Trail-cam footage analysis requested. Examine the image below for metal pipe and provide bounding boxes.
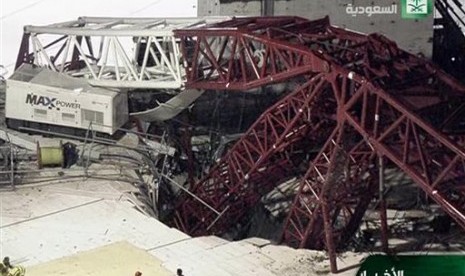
[162,173,221,216]
[261,0,274,16]
[379,155,389,253]
[206,205,230,231]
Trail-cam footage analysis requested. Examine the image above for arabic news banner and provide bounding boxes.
[357,255,465,276]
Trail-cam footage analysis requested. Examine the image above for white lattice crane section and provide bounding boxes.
[16,17,228,89]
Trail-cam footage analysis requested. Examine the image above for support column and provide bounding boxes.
[15,33,31,69]
[262,0,274,16]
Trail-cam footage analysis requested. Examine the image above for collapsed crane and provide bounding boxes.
[168,16,465,272]
[10,14,465,273]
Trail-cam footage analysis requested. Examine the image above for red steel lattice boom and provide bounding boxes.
[170,16,465,272]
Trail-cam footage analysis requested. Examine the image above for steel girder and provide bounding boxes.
[281,21,465,254]
[280,71,465,271]
[174,16,331,90]
[171,15,465,272]
[172,73,338,235]
[15,17,228,89]
[281,72,380,252]
[171,16,336,235]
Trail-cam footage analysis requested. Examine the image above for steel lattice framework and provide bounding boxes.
[15,17,227,89]
[170,16,465,272]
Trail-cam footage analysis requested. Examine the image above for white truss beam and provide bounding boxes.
[20,17,229,89]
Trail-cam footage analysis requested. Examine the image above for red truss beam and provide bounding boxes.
[281,74,380,270]
[281,72,465,270]
[172,16,465,272]
[171,73,338,235]
[282,122,378,250]
[343,82,465,229]
[282,69,465,271]
[175,17,331,90]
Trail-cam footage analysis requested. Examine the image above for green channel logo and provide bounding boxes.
[401,0,433,19]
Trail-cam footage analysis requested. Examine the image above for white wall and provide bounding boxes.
[198,0,435,58]
[0,0,197,77]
